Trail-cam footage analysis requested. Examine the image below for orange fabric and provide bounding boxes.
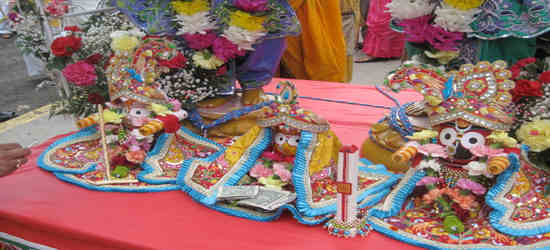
[0,78,422,250]
[282,0,349,82]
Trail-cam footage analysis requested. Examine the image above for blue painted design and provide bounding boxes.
[443,76,454,100]
[176,128,272,206]
[188,101,273,132]
[38,126,99,174]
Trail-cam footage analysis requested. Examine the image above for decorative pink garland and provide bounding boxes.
[398,15,463,51]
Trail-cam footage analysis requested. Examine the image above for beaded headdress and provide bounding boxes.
[258,82,330,133]
[105,37,180,106]
[387,61,516,131]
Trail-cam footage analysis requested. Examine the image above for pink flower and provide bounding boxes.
[416,176,442,186]
[234,0,268,12]
[169,98,182,111]
[128,115,150,127]
[250,164,273,178]
[125,150,147,164]
[470,145,504,157]
[62,61,97,86]
[456,178,486,195]
[183,32,216,50]
[273,163,292,182]
[422,188,441,204]
[426,25,463,51]
[212,36,245,62]
[417,143,448,158]
[399,15,432,43]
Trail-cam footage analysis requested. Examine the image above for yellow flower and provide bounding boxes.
[487,131,518,148]
[171,0,210,16]
[442,0,485,10]
[192,51,224,70]
[151,103,172,116]
[93,109,123,124]
[229,10,266,31]
[516,119,550,152]
[111,34,140,53]
[407,130,439,141]
[425,50,459,65]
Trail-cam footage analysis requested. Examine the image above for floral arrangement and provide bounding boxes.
[241,149,294,191]
[11,9,50,62]
[386,0,481,67]
[402,129,516,234]
[48,12,133,117]
[44,0,69,17]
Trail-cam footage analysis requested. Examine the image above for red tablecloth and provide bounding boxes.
[0,79,422,250]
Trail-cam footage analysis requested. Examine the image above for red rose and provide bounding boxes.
[515,57,536,68]
[85,53,103,65]
[510,65,521,79]
[64,26,81,32]
[51,36,82,57]
[158,52,187,69]
[216,65,227,76]
[511,79,543,102]
[539,70,550,83]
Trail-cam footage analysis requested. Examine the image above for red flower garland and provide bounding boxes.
[51,36,82,57]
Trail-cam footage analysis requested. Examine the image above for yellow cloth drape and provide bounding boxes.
[282,0,349,82]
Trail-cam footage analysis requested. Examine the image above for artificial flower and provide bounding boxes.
[470,145,504,157]
[111,33,140,53]
[171,0,210,16]
[463,161,493,178]
[511,79,543,102]
[453,193,479,210]
[422,188,441,203]
[258,176,286,190]
[515,57,537,68]
[62,61,97,86]
[155,114,181,133]
[425,50,459,65]
[64,26,81,33]
[234,0,269,12]
[417,159,441,172]
[433,3,480,32]
[85,53,103,65]
[442,0,485,10]
[418,143,448,158]
[222,26,266,50]
[486,131,518,148]
[416,176,442,186]
[212,36,245,61]
[385,0,436,20]
[51,36,82,57]
[456,178,486,195]
[45,0,68,17]
[169,98,182,111]
[407,129,439,141]
[183,32,216,50]
[516,119,550,152]
[125,150,147,164]
[151,103,172,116]
[174,11,217,35]
[192,50,225,70]
[539,71,550,83]
[229,10,266,31]
[399,15,432,43]
[426,25,463,51]
[273,163,292,182]
[158,52,187,69]
[250,164,273,178]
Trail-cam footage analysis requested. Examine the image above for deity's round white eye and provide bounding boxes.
[287,135,300,146]
[439,128,457,147]
[130,108,150,118]
[274,133,286,145]
[461,132,486,149]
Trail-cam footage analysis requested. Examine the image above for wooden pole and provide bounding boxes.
[97,104,111,182]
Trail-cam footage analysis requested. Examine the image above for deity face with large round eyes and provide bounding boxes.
[436,119,492,161]
[273,131,300,156]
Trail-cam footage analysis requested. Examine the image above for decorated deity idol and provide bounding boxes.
[177,82,401,224]
[367,61,550,248]
[38,34,222,191]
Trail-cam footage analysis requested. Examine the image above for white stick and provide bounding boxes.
[97,104,111,181]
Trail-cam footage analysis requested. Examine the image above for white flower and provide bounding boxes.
[192,51,224,70]
[222,26,266,51]
[433,4,480,32]
[417,159,441,172]
[173,12,216,35]
[385,0,436,20]
[463,161,493,178]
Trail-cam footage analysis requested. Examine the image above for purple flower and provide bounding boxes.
[456,178,487,195]
[416,176,442,186]
[234,0,268,12]
[183,32,217,50]
[212,36,245,62]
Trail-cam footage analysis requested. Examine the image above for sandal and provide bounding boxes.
[354,54,387,63]
[0,33,15,39]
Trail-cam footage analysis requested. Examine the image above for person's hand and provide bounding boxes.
[0,143,31,177]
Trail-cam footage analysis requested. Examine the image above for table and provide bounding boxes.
[0,79,422,250]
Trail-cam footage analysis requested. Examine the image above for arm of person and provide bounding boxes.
[0,143,31,177]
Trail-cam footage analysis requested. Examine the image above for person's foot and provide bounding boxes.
[0,33,15,39]
[0,112,17,122]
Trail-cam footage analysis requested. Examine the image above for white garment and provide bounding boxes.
[0,0,11,34]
